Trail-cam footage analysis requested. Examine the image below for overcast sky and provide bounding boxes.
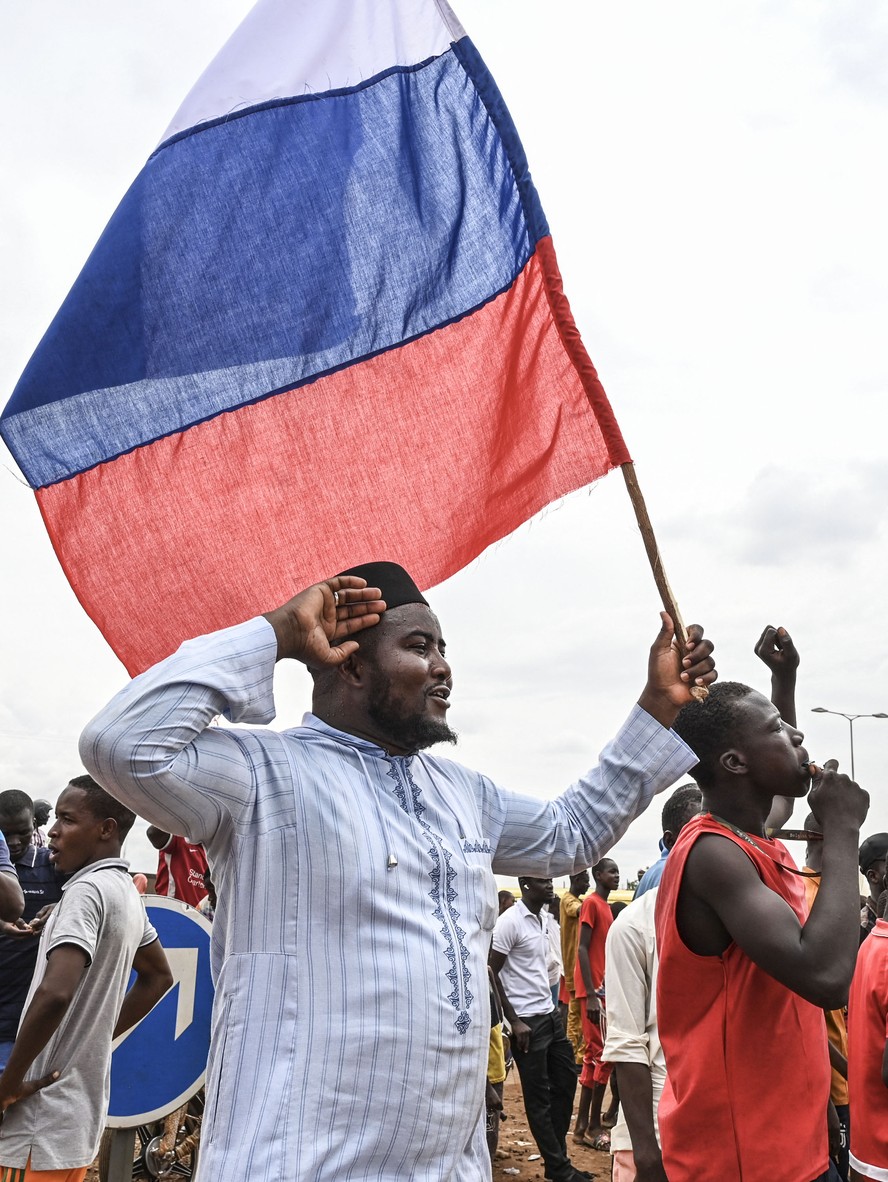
[2,0,887,878]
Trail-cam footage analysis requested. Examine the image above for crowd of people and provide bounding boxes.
[0,787,214,1182]
[490,627,888,1182]
[0,567,885,1182]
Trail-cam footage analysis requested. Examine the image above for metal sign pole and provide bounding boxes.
[102,1128,134,1182]
[97,895,214,1181]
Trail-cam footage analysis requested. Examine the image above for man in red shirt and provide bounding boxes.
[146,826,208,908]
[572,857,619,1149]
[656,681,868,1182]
[847,887,888,1180]
[858,831,888,941]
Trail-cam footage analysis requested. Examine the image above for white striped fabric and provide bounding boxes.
[80,617,696,1181]
[160,0,466,143]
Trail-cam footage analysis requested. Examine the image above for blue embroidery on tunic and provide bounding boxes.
[462,839,491,854]
[386,759,473,1033]
[386,762,410,814]
[385,760,426,820]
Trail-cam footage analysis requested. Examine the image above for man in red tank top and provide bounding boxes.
[655,681,869,1182]
[847,887,888,1180]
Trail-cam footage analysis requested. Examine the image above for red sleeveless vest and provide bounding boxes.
[654,814,830,1182]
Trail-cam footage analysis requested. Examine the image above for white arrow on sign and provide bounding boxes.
[165,948,199,1039]
[112,947,199,1049]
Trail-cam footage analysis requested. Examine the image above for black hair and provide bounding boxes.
[592,858,616,878]
[66,774,136,840]
[32,800,52,827]
[859,833,888,875]
[672,682,757,788]
[0,790,34,820]
[661,783,703,835]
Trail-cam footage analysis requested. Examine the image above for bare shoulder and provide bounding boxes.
[677,834,764,957]
[682,831,763,897]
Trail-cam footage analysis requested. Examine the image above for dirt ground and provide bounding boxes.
[86,1069,613,1180]
[493,1069,613,1182]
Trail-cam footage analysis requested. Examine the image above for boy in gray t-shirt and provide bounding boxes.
[0,775,173,1179]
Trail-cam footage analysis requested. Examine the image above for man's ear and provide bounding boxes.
[662,829,676,850]
[719,748,747,776]
[100,817,118,842]
[337,650,366,688]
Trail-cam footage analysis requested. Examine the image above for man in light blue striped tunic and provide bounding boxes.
[79,562,716,1182]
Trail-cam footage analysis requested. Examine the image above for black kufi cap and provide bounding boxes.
[336,561,428,610]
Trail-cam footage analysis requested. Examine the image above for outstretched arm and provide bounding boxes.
[755,625,799,727]
[488,615,717,877]
[637,613,717,728]
[756,626,800,833]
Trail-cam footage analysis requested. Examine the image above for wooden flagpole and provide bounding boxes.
[621,462,708,700]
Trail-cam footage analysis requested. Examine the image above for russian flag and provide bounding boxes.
[1,0,630,676]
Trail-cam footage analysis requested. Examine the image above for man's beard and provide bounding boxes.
[367,677,458,753]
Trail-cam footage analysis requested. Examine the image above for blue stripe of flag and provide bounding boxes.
[2,39,548,489]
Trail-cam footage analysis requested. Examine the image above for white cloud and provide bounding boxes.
[819,0,888,104]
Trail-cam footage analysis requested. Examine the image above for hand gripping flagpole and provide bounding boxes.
[620,462,709,701]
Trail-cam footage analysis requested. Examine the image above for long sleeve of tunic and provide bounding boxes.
[79,617,696,1182]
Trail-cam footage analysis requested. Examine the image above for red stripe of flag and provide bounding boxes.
[38,240,628,674]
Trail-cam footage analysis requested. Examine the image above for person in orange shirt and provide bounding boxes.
[559,869,589,1063]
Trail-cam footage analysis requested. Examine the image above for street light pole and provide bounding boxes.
[810,708,888,781]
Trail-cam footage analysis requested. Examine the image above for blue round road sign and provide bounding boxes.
[106,895,214,1127]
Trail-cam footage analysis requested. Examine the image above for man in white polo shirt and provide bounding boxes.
[491,877,587,1182]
